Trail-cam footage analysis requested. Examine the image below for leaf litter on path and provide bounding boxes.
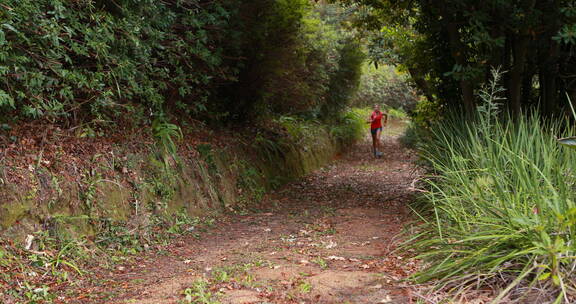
[77,128,425,304]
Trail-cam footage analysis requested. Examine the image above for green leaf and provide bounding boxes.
[538,272,551,281]
[552,274,560,286]
[2,23,19,34]
[0,89,15,108]
[558,137,576,149]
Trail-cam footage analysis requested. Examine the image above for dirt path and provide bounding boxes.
[85,124,421,304]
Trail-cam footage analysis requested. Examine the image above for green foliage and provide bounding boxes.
[22,284,55,303]
[329,108,365,146]
[196,143,218,175]
[0,0,238,123]
[224,2,364,120]
[321,39,365,117]
[95,219,142,254]
[236,160,265,205]
[96,208,209,254]
[353,65,417,112]
[1,0,364,128]
[387,108,407,119]
[153,119,182,156]
[398,121,418,148]
[152,117,183,168]
[341,0,576,116]
[411,76,576,301]
[277,116,316,142]
[182,279,221,304]
[410,97,443,134]
[298,280,312,293]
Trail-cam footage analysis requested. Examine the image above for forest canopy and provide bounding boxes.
[336,0,576,117]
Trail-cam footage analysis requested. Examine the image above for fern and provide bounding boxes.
[152,118,182,167]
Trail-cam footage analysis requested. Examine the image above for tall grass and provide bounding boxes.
[412,71,576,302]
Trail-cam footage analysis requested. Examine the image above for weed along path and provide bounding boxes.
[87,124,421,304]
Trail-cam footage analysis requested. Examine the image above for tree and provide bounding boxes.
[334,0,576,117]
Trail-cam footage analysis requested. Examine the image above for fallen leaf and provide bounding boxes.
[325,240,337,249]
[326,256,345,261]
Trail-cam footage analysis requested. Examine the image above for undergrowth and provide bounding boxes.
[329,108,366,147]
[411,70,576,302]
[0,209,215,303]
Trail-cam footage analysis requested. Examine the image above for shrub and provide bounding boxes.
[223,2,363,121]
[321,39,365,118]
[0,0,238,124]
[353,65,418,112]
[410,97,443,133]
[329,108,365,147]
[398,121,418,148]
[387,108,407,119]
[412,73,576,301]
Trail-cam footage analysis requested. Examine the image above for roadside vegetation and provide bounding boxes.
[409,72,576,302]
[0,209,215,303]
[331,1,576,300]
[0,1,374,302]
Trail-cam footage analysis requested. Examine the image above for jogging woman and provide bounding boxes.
[368,104,387,158]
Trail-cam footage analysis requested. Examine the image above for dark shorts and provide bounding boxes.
[370,127,382,135]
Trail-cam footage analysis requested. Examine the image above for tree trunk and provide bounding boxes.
[508,34,530,117]
[435,0,475,115]
[538,0,562,117]
[540,57,559,116]
[445,22,475,114]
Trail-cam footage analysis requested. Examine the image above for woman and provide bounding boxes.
[368,104,387,158]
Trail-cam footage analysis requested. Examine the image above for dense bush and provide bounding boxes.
[223,1,364,121]
[409,97,443,132]
[320,39,365,117]
[329,108,366,147]
[412,76,576,301]
[0,0,364,127]
[353,65,418,112]
[0,0,238,125]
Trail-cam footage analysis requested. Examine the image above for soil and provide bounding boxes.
[77,123,423,304]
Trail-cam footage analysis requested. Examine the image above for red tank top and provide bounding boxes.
[371,111,383,130]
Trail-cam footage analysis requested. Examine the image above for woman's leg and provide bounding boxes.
[371,129,378,156]
[375,128,382,156]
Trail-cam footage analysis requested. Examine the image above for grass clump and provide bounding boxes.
[330,108,366,146]
[412,71,576,302]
